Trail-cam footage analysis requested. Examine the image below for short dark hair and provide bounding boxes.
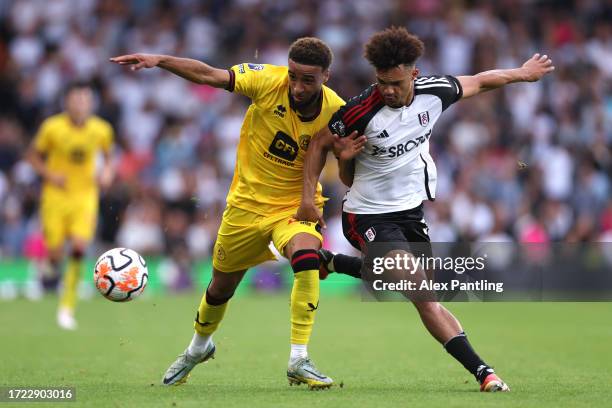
[288,37,333,70]
[64,80,91,96]
[364,26,425,70]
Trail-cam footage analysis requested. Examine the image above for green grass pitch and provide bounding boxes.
[1,293,611,407]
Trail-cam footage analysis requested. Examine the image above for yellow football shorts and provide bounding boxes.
[40,191,98,250]
[212,205,323,272]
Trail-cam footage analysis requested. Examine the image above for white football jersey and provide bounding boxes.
[328,75,463,214]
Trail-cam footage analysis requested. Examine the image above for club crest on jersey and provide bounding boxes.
[365,227,376,242]
[215,243,226,261]
[418,111,430,127]
[274,104,286,118]
[247,63,264,71]
[299,134,311,151]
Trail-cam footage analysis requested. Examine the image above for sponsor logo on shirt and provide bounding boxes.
[371,130,432,158]
[267,131,298,163]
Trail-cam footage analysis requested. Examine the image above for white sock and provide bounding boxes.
[187,332,212,357]
[289,344,308,364]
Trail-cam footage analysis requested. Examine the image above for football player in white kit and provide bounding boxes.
[298,26,554,392]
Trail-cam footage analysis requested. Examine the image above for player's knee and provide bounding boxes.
[284,233,321,260]
[71,247,85,260]
[48,249,63,263]
[290,249,320,274]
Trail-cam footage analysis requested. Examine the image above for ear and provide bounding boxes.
[412,67,420,80]
[322,69,330,84]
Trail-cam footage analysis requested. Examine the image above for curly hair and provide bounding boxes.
[288,37,333,70]
[364,26,425,70]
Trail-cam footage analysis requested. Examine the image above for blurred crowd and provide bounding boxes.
[0,0,611,269]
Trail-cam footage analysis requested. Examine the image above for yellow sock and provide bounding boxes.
[59,258,81,311]
[290,269,319,345]
[193,291,229,336]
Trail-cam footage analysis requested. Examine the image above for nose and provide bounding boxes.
[292,83,304,96]
[382,86,395,97]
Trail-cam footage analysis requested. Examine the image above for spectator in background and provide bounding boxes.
[0,0,610,265]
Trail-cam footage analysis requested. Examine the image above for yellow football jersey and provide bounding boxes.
[226,63,345,214]
[33,113,114,197]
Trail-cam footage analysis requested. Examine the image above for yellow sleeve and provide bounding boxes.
[331,93,346,111]
[227,63,282,102]
[99,121,114,153]
[33,118,54,153]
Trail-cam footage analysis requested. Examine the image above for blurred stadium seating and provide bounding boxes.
[0,0,610,289]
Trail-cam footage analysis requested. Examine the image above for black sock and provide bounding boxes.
[41,260,61,292]
[444,332,491,383]
[332,253,363,279]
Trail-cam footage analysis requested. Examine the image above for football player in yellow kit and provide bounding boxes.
[27,82,114,330]
[111,38,345,389]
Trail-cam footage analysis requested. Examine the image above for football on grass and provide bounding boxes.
[94,248,148,302]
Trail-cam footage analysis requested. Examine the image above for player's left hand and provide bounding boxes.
[521,53,555,82]
[296,202,326,229]
[332,131,366,161]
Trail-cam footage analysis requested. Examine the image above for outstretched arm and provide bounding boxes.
[458,53,554,99]
[110,54,230,88]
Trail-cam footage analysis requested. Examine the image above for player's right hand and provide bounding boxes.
[296,202,326,229]
[109,53,161,71]
[46,172,66,188]
[332,131,366,161]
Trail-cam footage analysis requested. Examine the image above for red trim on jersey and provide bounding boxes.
[225,69,236,92]
[344,92,382,128]
[344,92,380,124]
[291,252,319,265]
[342,89,380,124]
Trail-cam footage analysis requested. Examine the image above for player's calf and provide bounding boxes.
[287,249,334,389]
